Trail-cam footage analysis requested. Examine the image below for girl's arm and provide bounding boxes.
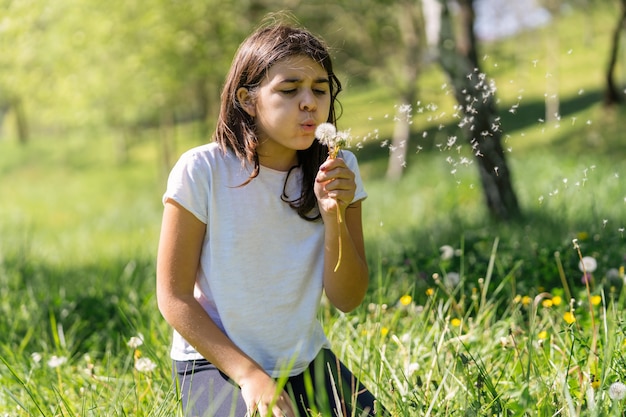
[156,200,296,417]
[314,158,369,312]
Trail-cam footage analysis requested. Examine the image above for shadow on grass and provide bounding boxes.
[0,255,157,358]
[365,205,626,309]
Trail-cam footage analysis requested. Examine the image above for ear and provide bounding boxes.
[236,87,256,117]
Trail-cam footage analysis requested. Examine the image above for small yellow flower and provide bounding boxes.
[591,378,601,390]
[513,295,522,303]
[542,299,553,308]
[577,232,589,241]
[451,318,462,327]
[399,295,412,306]
[591,295,602,306]
[521,296,532,306]
[538,330,548,340]
[380,327,389,337]
[426,288,434,297]
[552,295,562,306]
[564,311,576,324]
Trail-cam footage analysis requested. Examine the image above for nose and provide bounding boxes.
[300,89,317,112]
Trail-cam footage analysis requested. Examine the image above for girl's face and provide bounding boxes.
[237,55,331,170]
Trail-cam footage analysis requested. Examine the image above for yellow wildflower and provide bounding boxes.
[451,318,462,327]
[552,295,562,306]
[577,232,589,241]
[538,331,548,340]
[426,288,434,297]
[542,299,553,308]
[513,295,522,303]
[591,295,602,306]
[399,295,412,306]
[380,327,389,337]
[521,296,532,306]
[564,311,576,324]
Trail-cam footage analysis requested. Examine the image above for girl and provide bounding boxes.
[157,20,384,417]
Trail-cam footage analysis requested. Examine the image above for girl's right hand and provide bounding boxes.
[239,370,296,417]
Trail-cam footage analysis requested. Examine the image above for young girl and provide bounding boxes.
[157,20,385,417]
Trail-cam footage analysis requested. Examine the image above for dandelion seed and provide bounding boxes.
[135,357,157,373]
[579,256,598,273]
[609,382,626,400]
[47,355,67,368]
[31,352,42,363]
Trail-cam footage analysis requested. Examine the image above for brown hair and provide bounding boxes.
[213,21,342,220]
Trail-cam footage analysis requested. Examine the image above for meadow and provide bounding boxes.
[1,4,626,416]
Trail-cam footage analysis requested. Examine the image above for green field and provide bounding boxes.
[1,4,626,416]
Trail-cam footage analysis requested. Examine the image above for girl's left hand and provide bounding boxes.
[314,157,356,218]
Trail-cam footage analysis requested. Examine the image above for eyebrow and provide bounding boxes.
[279,77,330,84]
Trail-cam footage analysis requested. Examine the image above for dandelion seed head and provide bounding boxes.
[315,123,337,146]
[609,382,626,400]
[579,256,598,273]
[135,357,157,373]
[47,355,67,368]
[127,334,144,349]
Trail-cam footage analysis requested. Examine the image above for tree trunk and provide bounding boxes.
[438,0,521,221]
[604,0,626,106]
[12,97,29,145]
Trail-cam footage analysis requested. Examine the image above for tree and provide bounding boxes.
[604,0,626,106]
[437,0,521,221]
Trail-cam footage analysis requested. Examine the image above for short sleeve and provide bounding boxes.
[162,150,210,224]
[340,150,367,204]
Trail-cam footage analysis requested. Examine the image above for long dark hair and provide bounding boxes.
[213,20,342,220]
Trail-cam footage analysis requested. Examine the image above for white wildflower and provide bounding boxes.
[440,245,454,260]
[127,334,144,349]
[578,256,597,273]
[31,352,42,363]
[609,382,626,401]
[444,272,460,288]
[47,355,67,368]
[135,357,157,373]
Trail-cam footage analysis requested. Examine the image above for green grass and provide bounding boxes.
[1,3,626,415]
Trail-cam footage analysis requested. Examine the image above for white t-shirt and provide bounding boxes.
[163,142,367,377]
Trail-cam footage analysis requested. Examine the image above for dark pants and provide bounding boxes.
[174,349,386,417]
